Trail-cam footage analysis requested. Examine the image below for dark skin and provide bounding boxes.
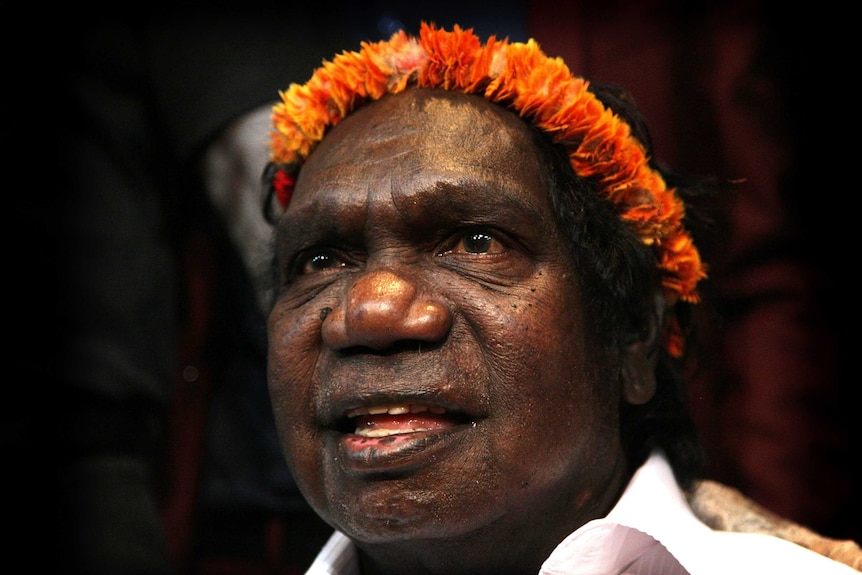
[267,88,661,575]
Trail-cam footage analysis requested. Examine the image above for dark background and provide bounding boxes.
[42,1,857,573]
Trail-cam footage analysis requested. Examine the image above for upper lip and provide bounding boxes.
[314,353,487,431]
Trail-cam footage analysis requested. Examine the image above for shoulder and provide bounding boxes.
[687,479,862,572]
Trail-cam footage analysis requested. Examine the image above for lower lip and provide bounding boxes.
[335,425,472,473]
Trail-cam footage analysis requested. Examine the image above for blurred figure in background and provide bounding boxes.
[57,7,354,573]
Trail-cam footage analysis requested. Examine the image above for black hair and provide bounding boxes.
[530,82,707,488]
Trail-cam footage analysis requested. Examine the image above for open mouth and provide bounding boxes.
[346,403,455,437]
[332,402,474,470]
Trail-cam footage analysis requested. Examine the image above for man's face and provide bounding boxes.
[267,88,628,560]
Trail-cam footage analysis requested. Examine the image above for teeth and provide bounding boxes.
[359,427,434,438]
[347,403,449,437]
[346,403,446,418]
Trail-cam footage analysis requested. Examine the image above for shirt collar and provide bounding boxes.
[539,451,694,575]
[305,529,359,575]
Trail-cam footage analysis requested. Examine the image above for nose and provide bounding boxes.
[321,269,452,351]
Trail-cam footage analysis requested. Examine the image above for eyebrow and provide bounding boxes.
[274,174,551,251]
[274,199,360,257]
[409,173,550,222]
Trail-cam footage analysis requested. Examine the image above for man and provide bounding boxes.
[261,23,860,574]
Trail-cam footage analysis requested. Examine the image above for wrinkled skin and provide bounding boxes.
[267,88,647,575]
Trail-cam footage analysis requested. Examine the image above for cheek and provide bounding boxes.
[483,284,590,398]
[267,305,318,415]
[481,285,620,487]
[266,306,329,503]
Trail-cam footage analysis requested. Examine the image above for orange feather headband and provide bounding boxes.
[264,22,706,356]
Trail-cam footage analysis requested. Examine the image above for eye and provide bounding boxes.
[446,230,507,255]
[294,248,347,275]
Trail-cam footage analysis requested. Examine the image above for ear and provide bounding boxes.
[621,290,667,405]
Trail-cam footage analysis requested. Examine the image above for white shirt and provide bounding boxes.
[304,452,858,574]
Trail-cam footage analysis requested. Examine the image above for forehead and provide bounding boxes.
[289,88,549,209]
